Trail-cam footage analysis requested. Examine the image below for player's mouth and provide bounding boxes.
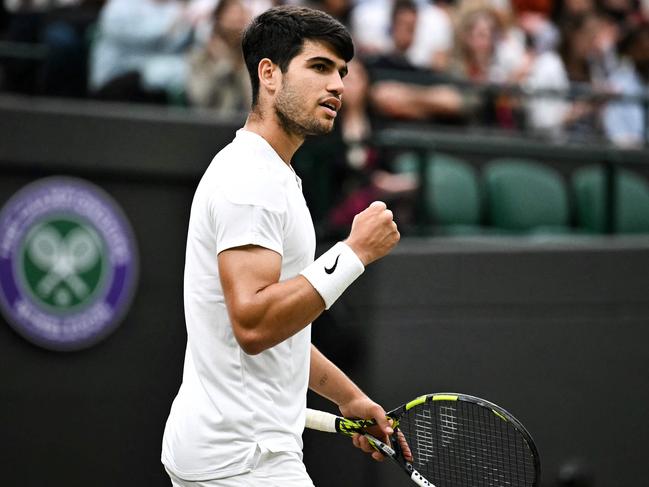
[319,97,341,117]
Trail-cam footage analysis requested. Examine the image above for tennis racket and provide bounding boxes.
[305,392,540,487]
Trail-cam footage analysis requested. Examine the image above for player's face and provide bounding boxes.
[274,40,348,137]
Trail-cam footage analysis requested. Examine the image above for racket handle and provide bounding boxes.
[305,408,338,433]
[410,470,434,486]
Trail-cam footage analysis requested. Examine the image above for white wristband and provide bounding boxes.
[300,242,365,309]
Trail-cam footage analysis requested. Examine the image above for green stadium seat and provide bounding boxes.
[394,152,482,233]
[484,158,570,233]
[572,165,649,234]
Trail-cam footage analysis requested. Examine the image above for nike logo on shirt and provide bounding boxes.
[324,254,340,274]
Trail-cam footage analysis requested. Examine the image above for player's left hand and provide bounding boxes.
[339,396,393,462]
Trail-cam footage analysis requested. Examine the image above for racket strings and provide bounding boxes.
[397,402,536,487]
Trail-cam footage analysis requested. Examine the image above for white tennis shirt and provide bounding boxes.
[161,129,316,480]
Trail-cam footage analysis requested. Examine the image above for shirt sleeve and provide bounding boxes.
[208,177,286,257]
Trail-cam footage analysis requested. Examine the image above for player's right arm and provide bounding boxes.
[218,244,324,354]
[218,201,399,355]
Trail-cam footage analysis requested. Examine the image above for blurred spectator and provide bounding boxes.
[603,20,649,147]
[597,0,641,25]
[447,1,528,128]
[185,0,220,44]
[557,13,612,136]
[308,0,354,27]
[551,0,596,20]
[294,59,418,238]
[350,0,453,70]
[448,2,514,82]
[364,0,422,71]
[512,0,560,54]
[245,0,283,19]
[558,14,601,82]
[89,0,198,103]
[363,0,467,124]
[553,0,629,77]
[517,13,617,138]
[521,41,571,135]
[591,12,624,81]
[1,0,103,96]
[186,0,252,113]
[412,0,454,69]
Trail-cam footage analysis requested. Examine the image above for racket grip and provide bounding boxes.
[410,470,434,486]
[305,408,338,433]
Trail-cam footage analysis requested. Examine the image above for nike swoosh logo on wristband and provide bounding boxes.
[324,254,340,274]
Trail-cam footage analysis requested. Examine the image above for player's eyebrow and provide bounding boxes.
[307,56,348,78]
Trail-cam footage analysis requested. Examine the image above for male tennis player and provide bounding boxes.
[161,6,400,485]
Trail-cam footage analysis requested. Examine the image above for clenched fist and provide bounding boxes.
[344,201,400,266]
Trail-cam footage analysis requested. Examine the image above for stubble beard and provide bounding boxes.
[274,81,335,138]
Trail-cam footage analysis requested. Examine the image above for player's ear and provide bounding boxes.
[258,58,280,95]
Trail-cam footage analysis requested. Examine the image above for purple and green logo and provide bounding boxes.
[0,177,138,351]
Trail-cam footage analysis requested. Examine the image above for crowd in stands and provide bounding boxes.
[1,0,648,235]
[1,0,648,143]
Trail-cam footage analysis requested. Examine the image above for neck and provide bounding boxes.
[244,109,304,165]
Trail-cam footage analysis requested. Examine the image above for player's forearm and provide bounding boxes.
[309,345,367,407]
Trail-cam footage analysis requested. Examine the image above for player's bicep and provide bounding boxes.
[217,245,282,329]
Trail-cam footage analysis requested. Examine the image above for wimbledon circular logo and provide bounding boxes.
[0,177,138,351]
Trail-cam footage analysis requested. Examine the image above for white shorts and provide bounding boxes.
[165,447,316,487]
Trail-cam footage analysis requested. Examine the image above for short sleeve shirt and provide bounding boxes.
[161,129,316,480]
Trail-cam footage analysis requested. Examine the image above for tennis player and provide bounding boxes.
[161,6,400,486]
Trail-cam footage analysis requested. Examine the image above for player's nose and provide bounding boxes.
[327,72,345,96]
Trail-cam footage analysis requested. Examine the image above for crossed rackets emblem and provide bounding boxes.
[26,224,102,304]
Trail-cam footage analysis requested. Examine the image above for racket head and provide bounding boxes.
[388,393,541,487]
